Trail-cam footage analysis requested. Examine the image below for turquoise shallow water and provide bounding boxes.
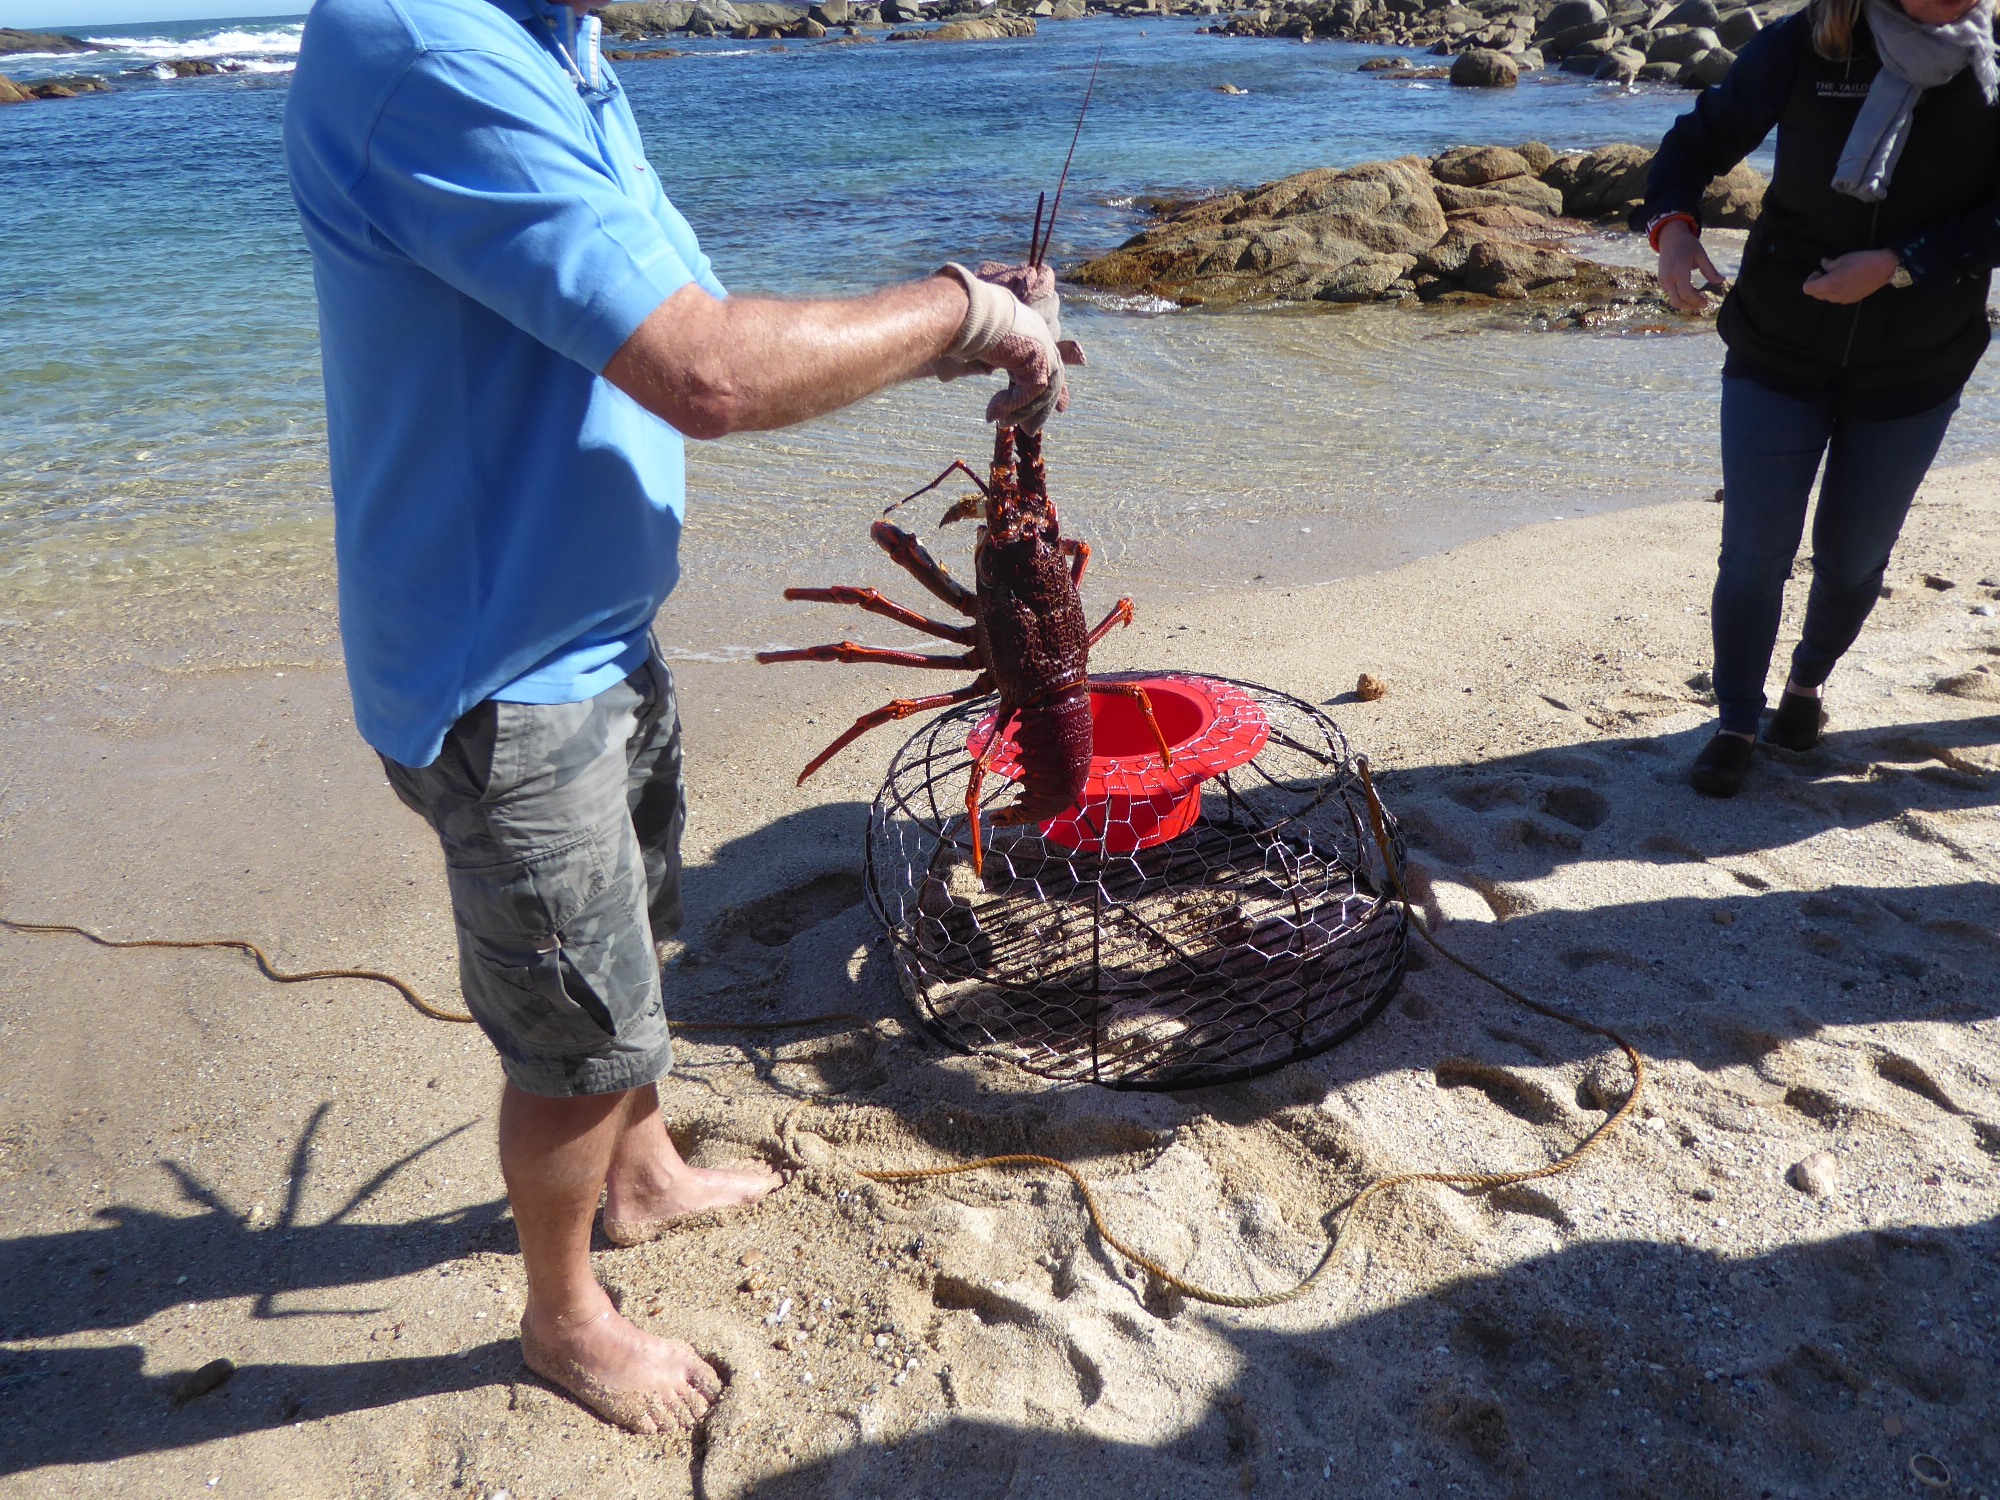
[3,14,1996,651]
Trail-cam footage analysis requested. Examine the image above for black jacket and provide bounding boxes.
[1640,9,2000,412]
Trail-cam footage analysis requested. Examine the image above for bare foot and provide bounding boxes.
[519,1305,722,1434]
[602,1160,786,1246]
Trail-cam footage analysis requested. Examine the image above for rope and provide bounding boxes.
[0,916,479,1025]
[1,775,1644,1312]
[0,915,871,1040]
[850,759,1646,1310]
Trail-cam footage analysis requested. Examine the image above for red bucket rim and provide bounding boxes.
[969,674,1270,799]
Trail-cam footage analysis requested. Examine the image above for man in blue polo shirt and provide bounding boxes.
[285,0,1074,1434]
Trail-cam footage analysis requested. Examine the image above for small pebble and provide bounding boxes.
[1711,909,1735,926]
[1788,1150,1840,1197]
[173,1358,235,1407]
[1355,673,1388,702]
[1922,574,1956,591]
[1974,603,1995,617]
[739,1249,767,1268]
[1884,1415,1906,1438]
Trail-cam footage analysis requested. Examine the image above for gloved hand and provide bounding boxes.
[934,262,1086,431]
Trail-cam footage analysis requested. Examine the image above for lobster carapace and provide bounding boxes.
[756,424,1170,872]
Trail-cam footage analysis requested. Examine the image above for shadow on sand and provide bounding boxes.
[4,707,1994,1487]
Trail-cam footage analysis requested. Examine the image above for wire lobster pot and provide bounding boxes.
[864,671,1407,1090]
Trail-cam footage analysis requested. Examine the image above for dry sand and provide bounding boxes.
[1,456,1996,1500]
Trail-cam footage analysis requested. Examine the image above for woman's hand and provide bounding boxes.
[1803,249,1899,304]
[1656,218,1724,313]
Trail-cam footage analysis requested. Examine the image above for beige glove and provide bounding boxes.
[934,262,1085,431]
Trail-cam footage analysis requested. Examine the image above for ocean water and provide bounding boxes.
[4,14,1997,654]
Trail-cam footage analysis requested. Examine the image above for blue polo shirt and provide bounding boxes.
[283,0,724,767]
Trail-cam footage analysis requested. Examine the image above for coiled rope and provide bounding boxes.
[1,758,1642,1310]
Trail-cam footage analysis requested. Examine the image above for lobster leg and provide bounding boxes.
[794,674,995,784]
[1091,680,1173,767]
[871,520,977,616]
[1085,596,1134,646]
[1061,537,1091,587]
[755,643,982,670]
[780,586,977,646]
[962,710,1010,877]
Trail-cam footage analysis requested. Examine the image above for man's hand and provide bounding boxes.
[1803,248,1899,304]
[1656,218,1724,314]
[934,262,1085,431]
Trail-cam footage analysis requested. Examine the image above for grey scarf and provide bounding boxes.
[1832,0,1999,202]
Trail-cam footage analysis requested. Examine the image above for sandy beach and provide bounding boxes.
[1,450,1996,1499]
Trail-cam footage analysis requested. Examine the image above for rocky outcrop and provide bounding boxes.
[890,12,1035,33]
[0,28,101,56]
[602,0,844,33]
[0,69,110,102]
[1070,141,1765,316]
[1209,0,1806,90]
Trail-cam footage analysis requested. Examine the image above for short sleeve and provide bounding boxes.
[351,46,695,373]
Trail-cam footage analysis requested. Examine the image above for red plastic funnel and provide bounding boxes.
[969,675,1270,853]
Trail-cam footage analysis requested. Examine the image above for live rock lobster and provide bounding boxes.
[756,424,1170,872]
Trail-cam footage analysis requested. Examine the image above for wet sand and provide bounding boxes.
[1,458,1996,1498]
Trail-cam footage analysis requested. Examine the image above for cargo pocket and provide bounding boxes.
[447,833,625,1058]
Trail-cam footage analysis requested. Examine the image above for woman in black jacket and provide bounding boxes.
[1641,0,1999,796]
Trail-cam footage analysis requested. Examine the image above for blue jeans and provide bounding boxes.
[1712,376,1958,737]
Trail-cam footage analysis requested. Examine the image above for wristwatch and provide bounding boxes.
[1889,254,1914,290]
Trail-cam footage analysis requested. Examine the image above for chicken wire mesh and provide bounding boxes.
[864,671,1408,1089]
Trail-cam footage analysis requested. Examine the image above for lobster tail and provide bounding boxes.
[991,684,1092,826]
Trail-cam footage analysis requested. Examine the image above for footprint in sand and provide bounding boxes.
[1539,784,1611,831]
[1933,664,2000,701]
[1870,1051,1963,1115]
[1781,1084,1862,1127]
[1486,1183,1571,1229]
[1433,1058,1566,1126]
[1444,778,1528,813]
[1769,1344,1865,1415]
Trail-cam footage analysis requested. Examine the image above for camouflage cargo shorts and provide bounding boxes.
[381,646,684,1097]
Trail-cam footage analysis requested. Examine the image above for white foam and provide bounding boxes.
[85,24,303,61]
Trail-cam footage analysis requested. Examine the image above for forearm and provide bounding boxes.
[1634,23,1792,229]
[603,275,969,439]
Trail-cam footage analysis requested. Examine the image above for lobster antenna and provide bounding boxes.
[1032,45,1103,269]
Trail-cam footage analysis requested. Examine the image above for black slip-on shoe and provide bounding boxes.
[1765,689,1826,752]
[1689,733,1755,798]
